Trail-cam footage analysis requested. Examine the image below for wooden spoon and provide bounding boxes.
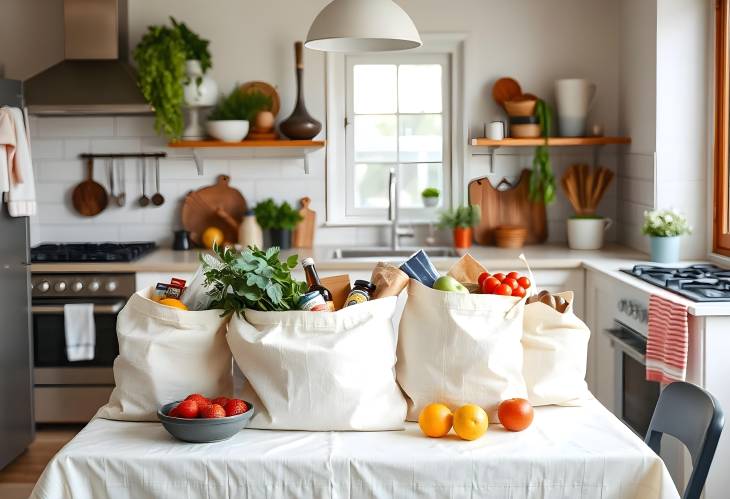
[138,158,150,207]
[151,157,165,206]
[72,158,108,217]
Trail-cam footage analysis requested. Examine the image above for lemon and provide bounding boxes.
[202,226,224,249]
[159,298,188,310]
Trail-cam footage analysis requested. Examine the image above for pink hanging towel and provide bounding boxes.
[646,294,688,384]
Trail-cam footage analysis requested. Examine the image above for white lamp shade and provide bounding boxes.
[305,0,422,52]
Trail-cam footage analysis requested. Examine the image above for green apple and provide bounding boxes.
[432,275,469,293]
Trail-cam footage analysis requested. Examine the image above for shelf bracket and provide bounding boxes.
[192,149,204,176]
[470,146,499,173]
[303,152,311,175]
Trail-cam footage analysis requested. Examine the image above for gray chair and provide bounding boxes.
[645,382,724,499]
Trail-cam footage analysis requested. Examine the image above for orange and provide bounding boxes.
[202,226,224,249]
[418,403,453,438]
[159,298,188,310]
[453,404,488,441]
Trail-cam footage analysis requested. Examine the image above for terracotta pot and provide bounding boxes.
[453,227,473,249]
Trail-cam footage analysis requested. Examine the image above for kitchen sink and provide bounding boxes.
[331,247,458,259]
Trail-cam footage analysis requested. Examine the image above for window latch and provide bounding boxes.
[344,117,350,128]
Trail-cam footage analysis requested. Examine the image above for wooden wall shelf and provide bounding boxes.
[168,139,325,149]
[471,136,631,147]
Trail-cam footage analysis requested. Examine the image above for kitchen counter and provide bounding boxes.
[31,244,647,273]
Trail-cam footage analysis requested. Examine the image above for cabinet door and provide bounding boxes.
[584,270,616,411]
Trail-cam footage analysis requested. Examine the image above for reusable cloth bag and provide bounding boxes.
[227,296,407,431]
[97,288,233,421]
[522,291,591,406]
[397,279,527,422]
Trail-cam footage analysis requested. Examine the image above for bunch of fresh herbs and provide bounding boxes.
[202,245,307,314]
[254,199,303,230]
[208,87,273,121]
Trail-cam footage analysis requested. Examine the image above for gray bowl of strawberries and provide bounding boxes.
[158,394,254,443]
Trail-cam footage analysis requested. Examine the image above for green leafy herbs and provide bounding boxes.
[202,245,308,314]
[171,17,212,74]
[254,199,303,230]
[438,205,480,229]
[421,187,440,198]
[208,87,273,121]
[529,99,556,204]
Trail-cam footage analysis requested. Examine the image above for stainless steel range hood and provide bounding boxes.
[25,0,150,115]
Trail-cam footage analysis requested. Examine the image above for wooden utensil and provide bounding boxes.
[292,197,316,248]
[138,158,150,207]
[492,77,522,109]
[72,158,108,217]
[116,159,126,207]
[181,175,247,246]
[468,170,547,245]
[151,158,165,206]
[561,164,615,215]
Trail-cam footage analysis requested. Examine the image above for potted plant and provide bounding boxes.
[421,187,440,208]
[172,17,217,107]
[561,165,614,250]
[254,199,303,250]
[207,87,273,142]
[642,209,691,263]
[438,205,480,249]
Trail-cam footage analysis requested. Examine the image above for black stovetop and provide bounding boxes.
[31,242,157,263]
[621,264,730,302]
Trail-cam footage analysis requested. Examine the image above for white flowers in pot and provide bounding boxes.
[641,208,692,263]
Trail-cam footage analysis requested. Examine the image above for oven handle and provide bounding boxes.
[32,301,125,315]
[603,327,647,364]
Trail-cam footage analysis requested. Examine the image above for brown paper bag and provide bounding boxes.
[371,262,410,299]
[447,254,486,285]
[320,275,351,310]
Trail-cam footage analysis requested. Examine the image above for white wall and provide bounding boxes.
[5,0,624,246]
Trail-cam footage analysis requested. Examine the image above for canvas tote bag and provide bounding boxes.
[397,279,527,421]
[97,288,233,421]
[227,296,407,431]
[522,291,591,406]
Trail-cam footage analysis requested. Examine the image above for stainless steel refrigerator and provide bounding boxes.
[0,78,34,470]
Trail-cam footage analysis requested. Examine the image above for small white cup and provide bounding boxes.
[486,121,505,140]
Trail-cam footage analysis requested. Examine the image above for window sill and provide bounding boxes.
[322,219,439,228]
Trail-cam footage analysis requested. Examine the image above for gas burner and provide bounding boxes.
[621,264,730,302]
[31,242,156,263]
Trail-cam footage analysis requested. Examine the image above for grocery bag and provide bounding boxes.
[96,288,233,421]
[522,291,591,406]
[227,296,407,431]
[397,279,527,422]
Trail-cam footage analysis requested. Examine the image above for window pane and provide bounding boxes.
[354,163,392,208]
[399,114,443,163]
[398,64,442,113]
[354,65,397,114]
[399,163,443,208]
[354,115,397,162]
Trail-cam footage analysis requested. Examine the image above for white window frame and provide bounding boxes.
[324,33,467,226]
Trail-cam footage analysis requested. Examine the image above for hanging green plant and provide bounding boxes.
[171,17,212,73]
[529,99,556,204]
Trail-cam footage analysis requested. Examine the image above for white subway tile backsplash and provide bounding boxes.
[90,138,142,154]
[40,223,120,242]
[30,139,63,159]
[36,117,114,138]
[63,139,92,160]
[619,177,654,205]
[115,117,158,137]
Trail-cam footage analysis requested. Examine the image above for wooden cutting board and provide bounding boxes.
[468,169,548,245]
[292,197,316,248]
[181,175,247,246]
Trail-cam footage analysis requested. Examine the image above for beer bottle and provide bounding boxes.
[301,258,335,311]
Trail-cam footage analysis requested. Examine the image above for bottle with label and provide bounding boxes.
[238,209,264,249]
[345,280,375,307]
[301,257,335,311]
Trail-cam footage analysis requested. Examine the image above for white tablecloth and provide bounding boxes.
[31,400,679,499]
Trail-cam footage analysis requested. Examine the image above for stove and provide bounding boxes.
[621,264,730,302]
[31,242,156,263]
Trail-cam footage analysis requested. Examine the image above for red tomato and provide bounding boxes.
[494,283,513,296]
[477,272,490,286]
[481,276,500,294]
[506,271,519,280]
[503,278,519,290]
[492,273,506,282]
[517,276,531,289]
[512,286,526,298]
[498,398,534,431]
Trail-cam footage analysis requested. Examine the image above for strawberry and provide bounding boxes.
[211,396,230,407]
[176,399,199,419]
[201,403,226,419]
[168,406,181,418]
[185,393,211,407]
[224,399,248,417]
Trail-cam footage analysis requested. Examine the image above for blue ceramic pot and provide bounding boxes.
[650,236,680,263]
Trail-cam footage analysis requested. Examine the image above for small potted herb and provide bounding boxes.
[438,205,480,249]
[642,209,691,263]
[207,87,273,142]
[421,187,440,208]
[254,199,303,250]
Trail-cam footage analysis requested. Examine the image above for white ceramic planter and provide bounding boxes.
[206,120,249,142]
[422,196,439,208]
[183,60,218,107]
[566,217,612,250]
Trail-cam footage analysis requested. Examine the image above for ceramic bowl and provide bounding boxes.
[504,98,537,117]
[206,120,249,142]
[158,400,254,443]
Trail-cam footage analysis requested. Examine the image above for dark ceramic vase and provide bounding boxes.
[270,228,292,250]
[279,41,322,140]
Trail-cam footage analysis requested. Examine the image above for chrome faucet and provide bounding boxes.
[388,167,414,250]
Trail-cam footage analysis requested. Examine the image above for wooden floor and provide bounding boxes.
[0,425,82,499]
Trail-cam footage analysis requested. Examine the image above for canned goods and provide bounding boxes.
[298,290,328,311]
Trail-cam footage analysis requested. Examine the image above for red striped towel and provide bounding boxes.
[646,295,689,383]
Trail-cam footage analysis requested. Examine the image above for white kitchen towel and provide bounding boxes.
[64,304,96,362]
[1,107,36,216]
[0,108,15,194]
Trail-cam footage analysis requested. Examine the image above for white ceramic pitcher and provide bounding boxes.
[555,79,596,137]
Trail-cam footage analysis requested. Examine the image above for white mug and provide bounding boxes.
[486,121,505,140]
[566,217,612,250]
[555,79,597,137]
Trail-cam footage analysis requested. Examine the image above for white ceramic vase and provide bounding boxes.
[566,217,612,250]
[183,60,217,107]
[555,78,596,137]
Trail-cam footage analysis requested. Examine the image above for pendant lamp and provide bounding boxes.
[305,0,422,53]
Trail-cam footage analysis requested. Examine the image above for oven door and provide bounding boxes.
[603,322,661,438]
[32,298,124,369]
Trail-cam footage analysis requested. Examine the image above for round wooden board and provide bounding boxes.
[492,77,522,107]
[181,175,247,246]
[240,81,280,117]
